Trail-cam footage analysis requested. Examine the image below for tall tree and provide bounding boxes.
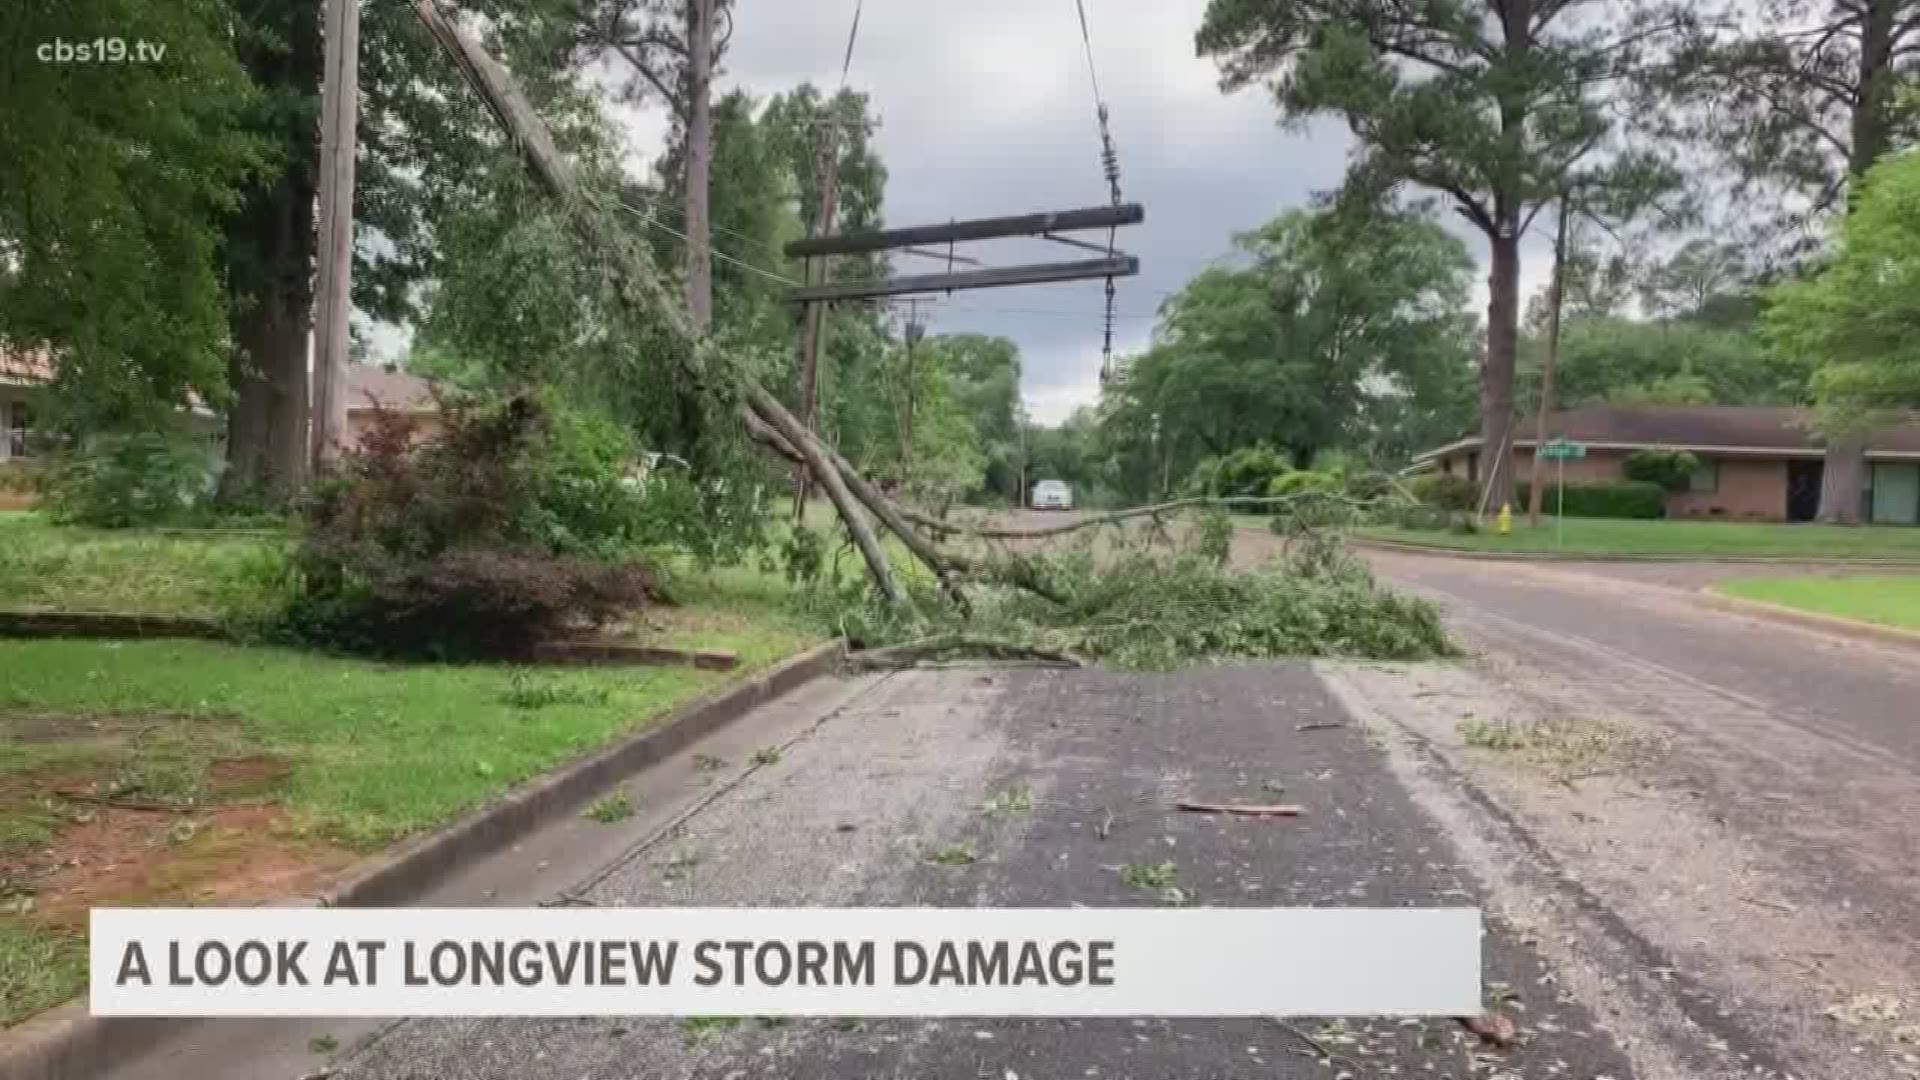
[1,0,267,436]
[927,333,1024,502]
[577,0,734,329]
[1764,150,1920,434]
[1666,0,1920,521]
[1640,238,1750,319]
[1105,206,1476,486]
[1197,0,1692,509]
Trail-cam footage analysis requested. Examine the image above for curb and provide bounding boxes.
[1348,536,1920,566]
[0,639,845,1080]
[1695,590,1920,652]
[0,610,226,640]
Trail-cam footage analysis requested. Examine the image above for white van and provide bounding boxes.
[1030,479,1073,510]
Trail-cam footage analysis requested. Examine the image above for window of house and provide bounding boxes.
[1688,456,1718,493]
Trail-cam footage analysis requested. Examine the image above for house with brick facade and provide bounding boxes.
[1412,405,1920,525]
[0,348,440,509]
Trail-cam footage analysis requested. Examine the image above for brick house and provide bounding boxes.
[1412,405,1920,525]
[0,349,440,509]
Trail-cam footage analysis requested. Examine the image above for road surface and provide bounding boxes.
[99,529,1920,1079]
[328,663,1630,1080]
[1351,548,1920,1079]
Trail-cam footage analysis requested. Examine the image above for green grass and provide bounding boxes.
[0,639,735,849]
[0,514,290,620]
[0,921,86,1027]
[1360,517,1920,559]
[1715,575,1920,630]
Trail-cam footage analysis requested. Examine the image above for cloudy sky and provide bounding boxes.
[603,0,1557,426]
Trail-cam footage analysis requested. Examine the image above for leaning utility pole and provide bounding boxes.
[1526,198,1572,529]
[310,0,360,472]
[683,0,716,332]
[900,303,925,467]
[790,126,843,521]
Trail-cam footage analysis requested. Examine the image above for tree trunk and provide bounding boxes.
[682,0,715,333]
[1527,201,1570,528]
[220,0,321,506]
[1816,0,1898,524]
[1480,227,1521,516]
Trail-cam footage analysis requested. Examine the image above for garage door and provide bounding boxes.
[1872,462,1920,525]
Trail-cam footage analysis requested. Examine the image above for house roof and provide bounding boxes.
[1,349,439,416]
[344,363,437,414]
[0,349,53,386]
[1413,405,1920,464]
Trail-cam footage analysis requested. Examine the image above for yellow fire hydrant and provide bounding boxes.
[1496,502,1512,536]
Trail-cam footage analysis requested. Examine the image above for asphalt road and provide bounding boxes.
[1357,549,1920,1079]
[332,663,1631,1080]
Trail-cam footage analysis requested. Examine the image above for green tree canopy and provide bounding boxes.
[1,0,268,431]
[1197,0,1692,506]
[1764,150,1920,430]
[1104,206,1476,485]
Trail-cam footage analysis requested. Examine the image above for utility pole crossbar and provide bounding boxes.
[784,203,1143,259]
[785,255,1137,304]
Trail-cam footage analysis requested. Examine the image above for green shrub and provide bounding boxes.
[288,396,657,658]
[1186,446,1293,510]
[1266,470,1341,498]
[40,430,211,528]
[1514,479,1665,519]
[1622,449,1699,492]
[1341,471,1396,501]
[1408,473,1478,511]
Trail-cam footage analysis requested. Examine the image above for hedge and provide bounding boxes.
[1513,479,1665,519]
[1408,473,1478,510]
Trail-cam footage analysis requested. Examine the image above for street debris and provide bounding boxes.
[1175,800,1304,817]
[1827,992,1904,1027]
[1458,1011,1518,1048]
[1296,721,1345,732]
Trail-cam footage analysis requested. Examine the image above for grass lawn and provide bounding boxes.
[1714,575,1920,631]
[1359,517,1920,559]
[0,519,825,1026]
[0,513,290,621]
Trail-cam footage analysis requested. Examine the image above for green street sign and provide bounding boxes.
[1539,439,1586,461]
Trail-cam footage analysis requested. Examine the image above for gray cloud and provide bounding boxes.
[589,2,1559,425]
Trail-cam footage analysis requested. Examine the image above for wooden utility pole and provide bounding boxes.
[1526,198,1572,529]
[683,0,716,332]
[790,127,842,521]
[900,305,925,467]
[310,0,359,473]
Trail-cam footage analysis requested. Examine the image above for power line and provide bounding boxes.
[839,0,863,87]
[607,195,803,287]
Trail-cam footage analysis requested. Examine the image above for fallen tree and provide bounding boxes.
[410,2,1453,671]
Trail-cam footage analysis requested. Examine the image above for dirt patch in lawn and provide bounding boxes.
[2,715,352,934]
[24,802,353,932]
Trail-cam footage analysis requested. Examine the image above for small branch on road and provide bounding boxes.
[1174,800,1305,817]
[844,635,1086,670]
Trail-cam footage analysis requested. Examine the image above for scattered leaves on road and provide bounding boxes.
[925,841,978,866]
[584,791,634,823]
[982,786,1035,816]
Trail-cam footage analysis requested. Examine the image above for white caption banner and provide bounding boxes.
[92,907,1481,1018]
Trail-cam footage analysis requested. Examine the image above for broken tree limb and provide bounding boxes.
[844,634,1085,670]
[893,493,1379,542]
[414,0,906,604]
[742,410,803,464]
